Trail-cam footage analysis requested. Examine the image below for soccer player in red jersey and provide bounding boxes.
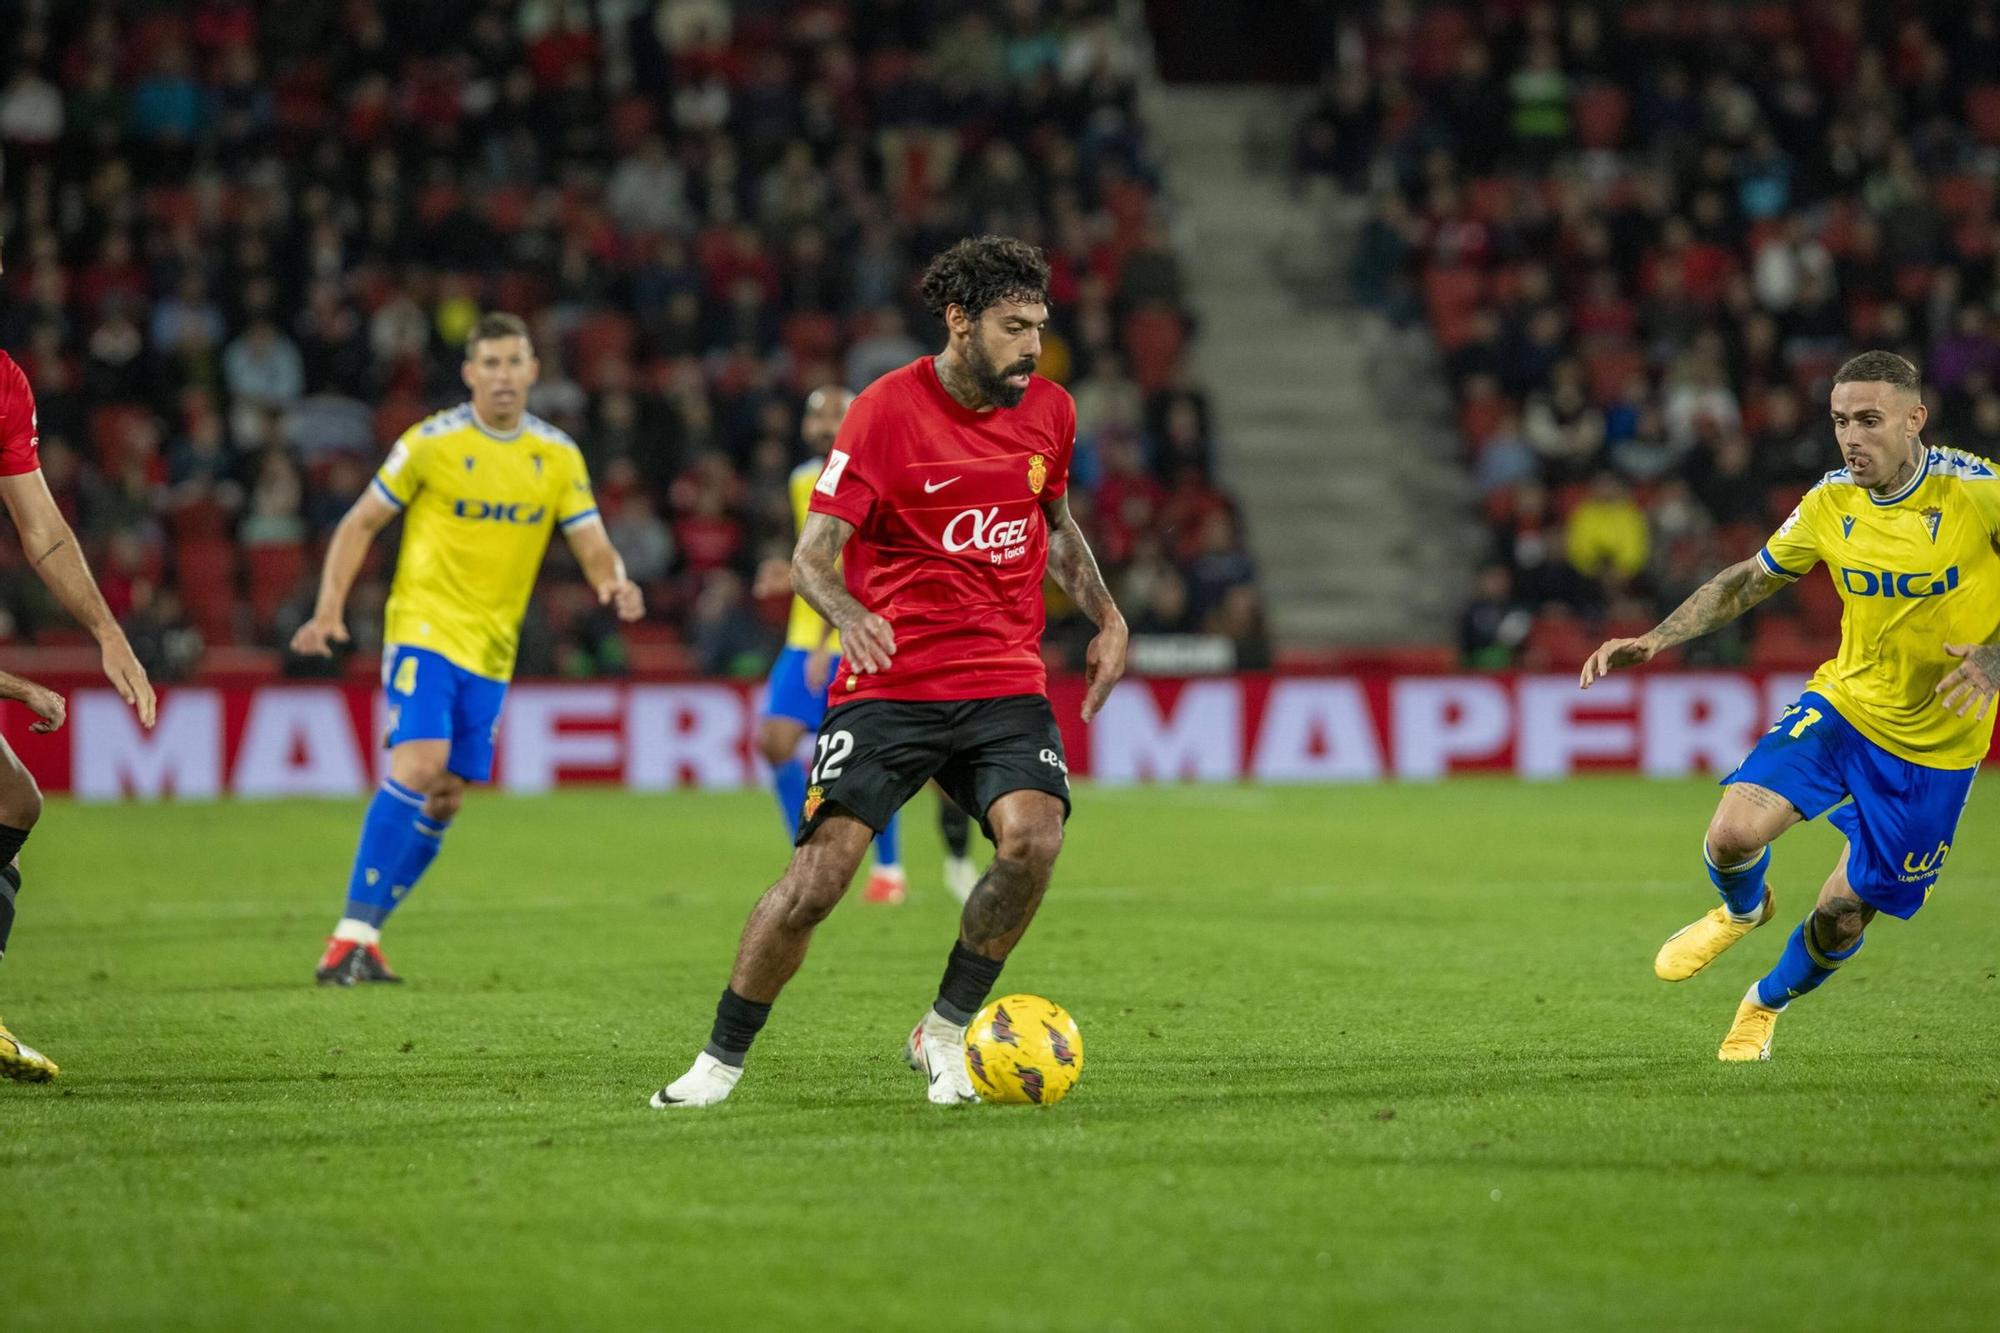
[0,334,158,1080]
[651,236,1128,1107]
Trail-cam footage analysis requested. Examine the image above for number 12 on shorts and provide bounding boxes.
[811,730,853,783]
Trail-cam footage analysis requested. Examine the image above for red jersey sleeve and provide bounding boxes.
[1041,391,1077,501]
[0,355,43,477]
[806,394,881,528]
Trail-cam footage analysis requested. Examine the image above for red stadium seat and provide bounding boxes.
[780,312,841,367]
[1121,305,1186,393]
[89,405,154,470]
[175,538,239,645]
[1572,84,1628,150]
[1765,485,1811,525]
[1934,174,1994,222]
[169,498,230,542]
[1465,178,1516,226]
[1744,5,1797,42]
[1422,268,1485,327]
[1749,614,1829,671]
[1795,568,1845,636]
[246,541,308,633]
[1521,611,1595,673]
[1582,341,1646,406]
[1967,86,2000,146]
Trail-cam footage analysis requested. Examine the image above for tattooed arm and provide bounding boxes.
[792,511,896,673]
[1579,555,1788,688]
[1041,493,1127,721]
[1936,642,2000,719]
[0,467,156,726]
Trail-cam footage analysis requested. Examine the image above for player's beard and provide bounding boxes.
[967,337,1035,409]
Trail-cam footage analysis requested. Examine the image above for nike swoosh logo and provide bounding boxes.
[923,477,959,493]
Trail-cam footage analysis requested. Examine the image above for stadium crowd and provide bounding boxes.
[0,0,1266,681]
[1303,0,2000,670]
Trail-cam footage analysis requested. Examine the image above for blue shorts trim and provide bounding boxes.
[382,644,507,782]
[1724,691,1976,918]
[761,646,839,730]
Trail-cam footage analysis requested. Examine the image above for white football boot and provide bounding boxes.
[943,856,980,905]
[912,1009,978,1105]
[648,1051,742,1108]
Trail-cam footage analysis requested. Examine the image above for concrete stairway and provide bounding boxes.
[1143,85,1475,645]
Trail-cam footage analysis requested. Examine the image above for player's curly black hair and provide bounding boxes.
[918,235,1051,322]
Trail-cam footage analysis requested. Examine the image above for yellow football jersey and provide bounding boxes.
[372,405,599,680]
[785,458,838,652]
[1760,446,2000,767]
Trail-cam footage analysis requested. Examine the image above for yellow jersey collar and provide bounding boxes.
[1866,445,1930,507]
[469,406,525,441]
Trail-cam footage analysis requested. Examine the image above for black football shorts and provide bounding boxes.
[795,694,1071,845]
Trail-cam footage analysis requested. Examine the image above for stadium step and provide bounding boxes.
[1147,85,1475,648]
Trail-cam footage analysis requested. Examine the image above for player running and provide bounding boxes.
[1581,351,2000,1060]
[752,384,981,904]
[650,235,1127,1107]
[293,313,643,984]
[0,346,158,1080]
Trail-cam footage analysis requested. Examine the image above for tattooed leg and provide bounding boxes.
[1707,782,1803,866]
[958,790,1066,961]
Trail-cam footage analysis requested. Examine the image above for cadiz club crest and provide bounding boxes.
[1921,506,1943,543]
[802,785,824,822]
[1027,453,1046,494]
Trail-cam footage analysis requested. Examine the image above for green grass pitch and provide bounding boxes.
[4,778,1998,1330]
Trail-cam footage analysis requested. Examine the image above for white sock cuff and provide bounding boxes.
[333,918,380,945]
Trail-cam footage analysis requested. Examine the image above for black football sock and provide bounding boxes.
[702,987,772,1067]
[0,864,18,961]
[932,941,1005,1026]
[938,799,971,859]
[0,822,30,961]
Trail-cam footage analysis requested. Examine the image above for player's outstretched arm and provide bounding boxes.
[0,667,65,733]
[0,469,155,727]
[292,487,400,657]
[1936,642,2000,719]
[1579,555,1786,689]
[1041,494,1127,722]
[564,517,644,622]
[793,511,894,673]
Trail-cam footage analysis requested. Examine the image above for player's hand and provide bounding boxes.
[101,635,156,728]
[1080,615,1129,723]
[1579,636,1657,689]
[598,577,645,623]
[804,645,833,693]
[290,614,350,659]
[751,557,793,600]
[834,608,896,674]
[1936,642,2000,719]
[19,682,65,734]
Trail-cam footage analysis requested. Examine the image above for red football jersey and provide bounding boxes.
[0,352,42,477]
[809,356,1076,703]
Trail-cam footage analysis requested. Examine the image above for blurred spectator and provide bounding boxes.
[0,1,1250,681]
[689,570,772,677]
[1564,473,1650,592]
[1459,563,1531,669]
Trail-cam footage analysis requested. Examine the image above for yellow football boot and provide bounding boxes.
[1717,989,1782,1062]
[1655,888,1775,981]
[0,1015,60,1082]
